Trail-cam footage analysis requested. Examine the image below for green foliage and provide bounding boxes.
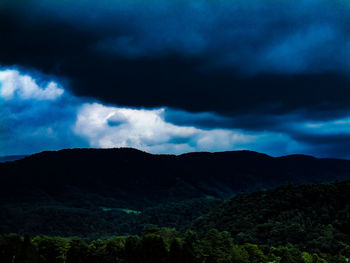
[66,238,88,263]
[16,234,38,263]
[0,197,221,240]
[139,233,168,263]
[32,236,70,263]
[0,234,23,263]
[200,229,233,263]
[2,182,350,262]
[168,238,183,263]
[301,252,313,263]
[0,231,347,263]
[192,181,350,255]
[243,243,266,263]
[231,245,250,263]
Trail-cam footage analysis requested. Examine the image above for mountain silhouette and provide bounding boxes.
[1,148,350,206]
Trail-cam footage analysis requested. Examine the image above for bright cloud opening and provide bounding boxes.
[73,103,256,154]
[0,69,64,101]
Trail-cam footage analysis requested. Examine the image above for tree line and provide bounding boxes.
[1,226,348,263]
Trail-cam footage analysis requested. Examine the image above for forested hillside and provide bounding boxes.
[192,181,350,255]
[1,148,350,261]
[1,228,348,263]
[1,148,350,238]
[3,181,350,262]
[0,197,221,240]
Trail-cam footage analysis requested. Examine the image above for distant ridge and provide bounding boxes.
[1,147,350,205]
[13,147,349,162]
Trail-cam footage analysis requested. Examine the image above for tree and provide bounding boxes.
[32,236,70,263]
[168,238,184,263]
[231,245,250,263]
[243,243,266,263]
[182,230,200,263]
[66,238,88,263]
[0,234,23,263]
[139,233,168,263]
[123,236,141,263]
[200,229,233,263]
[15,235,38,263]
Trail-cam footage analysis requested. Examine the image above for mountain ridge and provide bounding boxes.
[8,147,348,162]
[2,148,350,204]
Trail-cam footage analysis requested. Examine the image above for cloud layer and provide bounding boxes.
[1,68,349,158]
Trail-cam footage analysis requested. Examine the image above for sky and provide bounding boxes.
[0,0,349,158]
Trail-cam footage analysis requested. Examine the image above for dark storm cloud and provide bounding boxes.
[165,107,350,132]
[0,0,349,120]
[290,133,350,159]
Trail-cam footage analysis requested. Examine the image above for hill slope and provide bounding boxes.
[191,181,350,254]
[1,148,350,238]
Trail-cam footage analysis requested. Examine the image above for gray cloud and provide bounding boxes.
[44,0,350,74]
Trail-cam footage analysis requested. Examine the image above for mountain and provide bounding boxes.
[1,148,350,205]
[0,148,350,238]
[191,181,350,254]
